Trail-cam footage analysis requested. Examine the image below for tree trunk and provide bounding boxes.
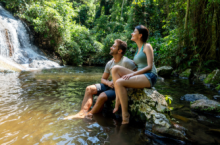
[184,0,190,46]
[184,0,190,30]
[209,4,217,59]
[121,0,125,20]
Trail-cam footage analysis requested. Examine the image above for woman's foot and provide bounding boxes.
[122,113,130,124]
[113,97,120,113]
[113,107,119,113]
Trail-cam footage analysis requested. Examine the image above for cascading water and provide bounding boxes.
[0,5,59,70]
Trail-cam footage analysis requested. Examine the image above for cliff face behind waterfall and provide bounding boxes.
[0,5,59,71]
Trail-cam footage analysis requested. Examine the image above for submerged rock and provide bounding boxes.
[204,69,220,85]
[190,99,220,115]
[180,94,209,102]
[179,69,193,79]
[152,126,187,140]
[157,66,173,77]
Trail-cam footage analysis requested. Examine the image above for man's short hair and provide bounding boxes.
[115,39,127,55]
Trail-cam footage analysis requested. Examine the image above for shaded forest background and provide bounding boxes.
[0,0,220,74]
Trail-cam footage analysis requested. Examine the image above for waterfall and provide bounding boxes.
[0,5,59,70]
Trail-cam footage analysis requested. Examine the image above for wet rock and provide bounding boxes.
[172,123,187,133]
[180,94,209,102]
[29,60,59,68]
[146,110,171,128]
[213,95,220,101]
[152,125,187,140]
[157,66,173,77]
[204,69,220,85]
[128,88,168,112]
[190,99,220,115]
[179,69,193,79]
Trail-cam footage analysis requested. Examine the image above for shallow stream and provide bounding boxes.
[0,67,220,145]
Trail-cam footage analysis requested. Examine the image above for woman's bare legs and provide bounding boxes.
[112,66,151,124]
[112,65,134,113]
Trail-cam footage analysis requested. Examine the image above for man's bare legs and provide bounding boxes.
[85,92,108,119]
[64,85,97,119]
[64,85,108,120]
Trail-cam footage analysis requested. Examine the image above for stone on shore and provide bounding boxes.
[180,94,209,102]
[157,66,173,77]
[179,69,193,79]
[190,99,220,115]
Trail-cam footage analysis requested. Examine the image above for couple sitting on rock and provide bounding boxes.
[64,25,158,124]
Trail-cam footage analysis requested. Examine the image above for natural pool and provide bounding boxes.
[0,66,220,145]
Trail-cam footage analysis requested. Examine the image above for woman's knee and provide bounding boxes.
[115,78,124,86]
[112,65,122,74]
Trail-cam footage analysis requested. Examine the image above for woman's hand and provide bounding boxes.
[122,73,135,80]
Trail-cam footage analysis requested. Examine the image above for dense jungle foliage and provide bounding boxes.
[0,0,220,73]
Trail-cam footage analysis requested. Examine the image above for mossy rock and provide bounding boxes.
[179,69,193,78]
[157,66,173,77]
[190,99,220,115]
[216,84,220,91]
[204,69,220,85]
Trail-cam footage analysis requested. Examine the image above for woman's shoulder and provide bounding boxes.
[144,43,152,49]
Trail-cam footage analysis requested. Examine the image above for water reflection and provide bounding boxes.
[0,67,220,144]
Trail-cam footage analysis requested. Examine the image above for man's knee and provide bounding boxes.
[97,92,108,103]
[86,85,97,95]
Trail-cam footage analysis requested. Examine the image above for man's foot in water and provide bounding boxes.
[64,110,88,120]
[85,112,93,120]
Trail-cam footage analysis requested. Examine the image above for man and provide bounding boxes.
[64,39,136,119]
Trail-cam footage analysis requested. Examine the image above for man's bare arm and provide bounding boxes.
[101,72,114,88]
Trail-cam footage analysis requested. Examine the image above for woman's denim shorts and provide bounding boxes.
[144,72,157,87]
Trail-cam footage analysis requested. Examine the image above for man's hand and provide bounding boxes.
[107,81,114,88]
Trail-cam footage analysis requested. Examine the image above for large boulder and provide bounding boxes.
[157,66,173,77]
[180,94,209,102]
[127,88,187,140]
[190,99,220,115]
[96,88,187,140]
[179,69,193,79]
[204,69,220,85]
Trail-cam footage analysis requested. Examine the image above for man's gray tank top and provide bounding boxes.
[133,44,157,75]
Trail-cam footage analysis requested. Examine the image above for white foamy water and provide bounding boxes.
[0,5,60,70]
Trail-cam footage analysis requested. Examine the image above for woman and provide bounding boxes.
[112,25,157,124]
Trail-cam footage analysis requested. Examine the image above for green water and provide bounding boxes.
[0,67,220,145]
